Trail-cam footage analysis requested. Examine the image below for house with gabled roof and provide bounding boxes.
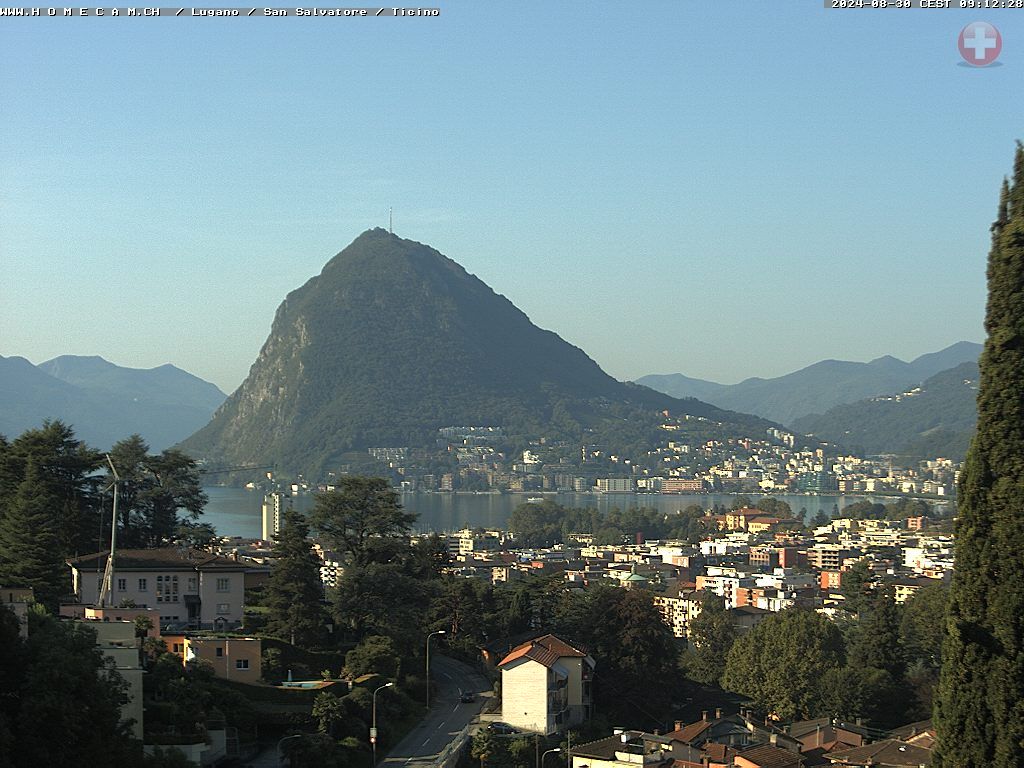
[498,633,594,734]
[822,738,932,767]
[734,743,804,768]
[67,547,248,630]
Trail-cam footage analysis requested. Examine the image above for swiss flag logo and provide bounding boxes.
[959,22,1001,67]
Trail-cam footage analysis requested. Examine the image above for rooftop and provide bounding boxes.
[68,547,246,572]
[498,633,589,669]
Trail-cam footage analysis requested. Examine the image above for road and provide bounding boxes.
[381,654,492,767]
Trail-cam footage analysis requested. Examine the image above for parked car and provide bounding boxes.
[460,691,476,703]
[487,721,520,735]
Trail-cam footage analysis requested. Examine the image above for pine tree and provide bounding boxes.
[0,458,68,610]
[264,508,325,649]
[935,143,1024,767]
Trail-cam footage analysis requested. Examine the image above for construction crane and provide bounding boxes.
[96,454,120,608]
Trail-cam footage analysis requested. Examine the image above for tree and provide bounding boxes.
[935,144,1024,767]
[264,508,325,648]
[821,664,905,728]
[1,421,102,558]
[839,559,873,616]
[107,436,207,549]
[684,592,736,686]
[0,457,68,610]
[429,577,490,651]
[508,500,565,547]
[14,611,140,767]
[344,635,400,679]
[552,584,679,723]
[901,584,948,670]
[312,691,346,735]
[471,729,514,768]
[310,477,416,566]
[721,609,843,721]
[332,560,427,654]
[846,585,904,680]
[754,497,792,518]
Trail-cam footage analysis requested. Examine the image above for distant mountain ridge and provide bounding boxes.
[791,360,979,459]
[636,341,982,426]
[181,229,780,476]
[0,354,226,450]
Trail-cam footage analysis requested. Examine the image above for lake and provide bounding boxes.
[200,487,949,539]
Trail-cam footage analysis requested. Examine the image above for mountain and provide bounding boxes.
[629,372,728,404]
[39,355,225,413]
[181,229,777,476]
[636,342,982,426]
[0,355,226,451]
[790,360,979,459]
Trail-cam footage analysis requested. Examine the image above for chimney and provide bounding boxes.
[702,711,709,722]
[674,721,685,732]
[715,708,722,720]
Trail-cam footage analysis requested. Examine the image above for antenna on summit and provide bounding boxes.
[389,207,393,234]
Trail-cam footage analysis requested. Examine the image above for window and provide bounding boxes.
[216,603,230,615]
[235,659,249,670]
[215,647,224,657]
[187,577,197,592]
[173,643,183,654]
[138,578,147,591]
[117,578,126,591]
[157,575,180,603]
[216,578,230,592]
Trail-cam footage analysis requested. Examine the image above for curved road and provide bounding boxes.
[382,655,492,767]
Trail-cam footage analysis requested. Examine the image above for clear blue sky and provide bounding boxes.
[2,1,1021,394]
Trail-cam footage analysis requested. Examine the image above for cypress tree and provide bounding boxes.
[0,457,68,611]
[935,142,1024,766]
[264,508,325,649]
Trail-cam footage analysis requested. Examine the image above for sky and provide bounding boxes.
[1,1,1021,395]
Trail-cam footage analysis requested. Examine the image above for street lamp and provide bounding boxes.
[277,733,302,767]
[371,681,394,766]
[539,747,562,768]
[425,629,446,709]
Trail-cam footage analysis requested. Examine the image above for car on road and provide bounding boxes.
[487,721,520,735]
[460,691,476,703]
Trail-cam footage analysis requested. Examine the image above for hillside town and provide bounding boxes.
[256,420,959,500]
[0,474,954,767]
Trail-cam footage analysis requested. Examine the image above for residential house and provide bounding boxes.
[499,634,595,735]
[68,548,248,630]
[734,743,804,768]
[162,635,263,684]
[666,710,801,755]
[570,731,682,768]
[822,739,932,767]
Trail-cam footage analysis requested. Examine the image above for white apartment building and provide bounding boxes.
[499,634,595,735]
[261,491,286,541]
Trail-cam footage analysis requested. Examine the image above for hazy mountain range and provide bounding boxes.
[791,360,979,460]
[4,243,981,467]
[636,341,982,426]
[0,354,225,451]
[180,229,778,476]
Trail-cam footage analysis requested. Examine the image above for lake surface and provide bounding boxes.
[201,487,951,539]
